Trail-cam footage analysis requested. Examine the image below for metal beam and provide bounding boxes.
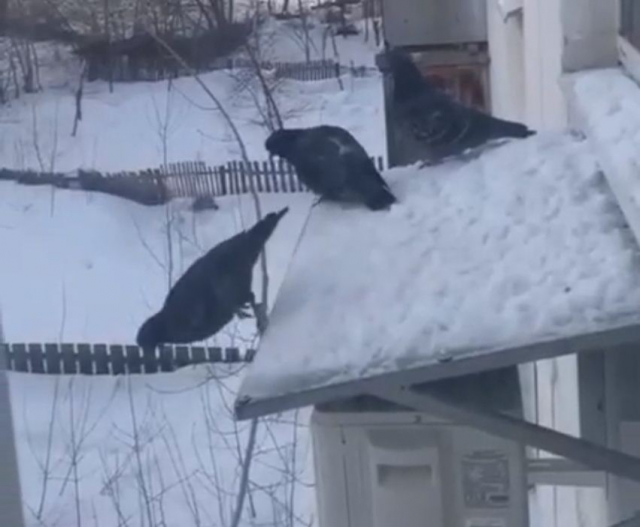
[526,458,606,487]
[611,513,640,527]
[367,384,640,485]
[0,309,26,526]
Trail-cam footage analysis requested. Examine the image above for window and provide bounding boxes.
[620,0,640,49]
[618,0,640,85]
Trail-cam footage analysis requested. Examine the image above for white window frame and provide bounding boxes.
[618,0,640,84]
[496,0,523,21]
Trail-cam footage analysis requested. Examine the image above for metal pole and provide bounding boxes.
[0,309,26,527]
[611,513,640,527]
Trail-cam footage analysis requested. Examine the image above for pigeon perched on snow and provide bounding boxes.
[136,208,288,356]
[265,125,397,211]
[383,48,535,164]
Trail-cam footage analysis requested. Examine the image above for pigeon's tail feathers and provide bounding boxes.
[247,207,289,248]
[365,185,397,211]
[490,117,535,140]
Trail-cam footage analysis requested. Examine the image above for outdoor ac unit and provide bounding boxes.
[311,407,529,527]
[381,0,487,48]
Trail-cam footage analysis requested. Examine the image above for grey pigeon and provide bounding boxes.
[136,208,288,356]
[384,48,535,164]
[265,125,397,211]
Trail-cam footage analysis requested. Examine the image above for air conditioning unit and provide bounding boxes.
[311,404,529,527]
[381,0,487,47]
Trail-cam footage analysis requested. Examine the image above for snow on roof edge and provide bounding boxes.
[236,132,640,417]
[236,317,640,420]
[566,67,640,261]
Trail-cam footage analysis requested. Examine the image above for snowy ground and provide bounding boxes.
[1,181,316,527]
[0,14,382,173]
[11,368,314,527]
[0,70,383,173]
[0,182,314,345]
[246,17,381,66]
[0,16,380,527]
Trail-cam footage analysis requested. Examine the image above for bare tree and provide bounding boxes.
[228,15,285,133]
[192,0,232,29]
[71,63,87,137]
[296,0,312,64]
[282,3,318,64]
[146,31,281,527]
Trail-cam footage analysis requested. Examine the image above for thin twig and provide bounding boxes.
[146,30,276,527]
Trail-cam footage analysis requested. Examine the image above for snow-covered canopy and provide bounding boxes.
[237,132,640,418]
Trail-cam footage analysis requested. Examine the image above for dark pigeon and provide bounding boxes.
[136,207,288,356]
[265,125,397,211]
[384,48,535,163]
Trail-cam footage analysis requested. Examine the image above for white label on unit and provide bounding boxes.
[462,450,511,509]
[465,519,506,527]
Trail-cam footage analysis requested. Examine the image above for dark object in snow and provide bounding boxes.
[265,125,397,211]
[136,207,289,356]
[384,48,535,163]
[191,195,219,212]
[78,169,169,206]
[335,24,359,37]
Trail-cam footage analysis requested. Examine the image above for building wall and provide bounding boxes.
[487,0,618,131]
[487,2,525,122]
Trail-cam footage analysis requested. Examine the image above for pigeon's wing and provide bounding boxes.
[314,127,395,207]
[401,93,532,159]
[399,94,473,152]
[161,259,214,331]
[195,233,255,308]
[341,149,387,188]
[291,132,348,197]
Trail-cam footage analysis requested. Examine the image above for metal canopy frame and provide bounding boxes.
[367,384,640,485]
[234,321,640,526]
[235,320,640,420]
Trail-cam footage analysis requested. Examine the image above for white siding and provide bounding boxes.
[522,0,566,128]
[487,0,618,130]
[487,2,526,122]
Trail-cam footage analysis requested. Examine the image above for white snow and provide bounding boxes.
[0,19,384,526]
[0,70,384,173]
[0,181,313,344]
[10,368,314,527]
[0,181,316,527]
[239,132,640,402]
[567,67,640,255]
[247,17,382,66]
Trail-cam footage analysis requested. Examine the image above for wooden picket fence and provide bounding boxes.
[0,342,255,375]
[1,156,386,206]
[92,56,373,83]
[160,156,386,198]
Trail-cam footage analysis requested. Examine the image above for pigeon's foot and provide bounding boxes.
[418,159,437,169]
[236,308,253,320]
[252,302,269,334]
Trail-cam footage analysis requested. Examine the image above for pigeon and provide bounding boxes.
[136,207,288,356]
[383,47,535,164]
[265,125,397,211]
